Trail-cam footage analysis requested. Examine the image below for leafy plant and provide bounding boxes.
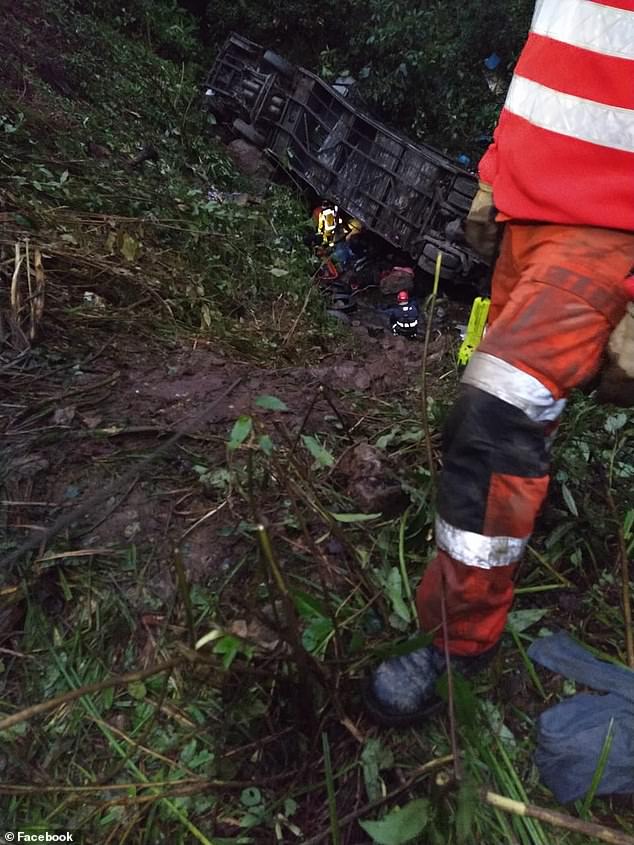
[360,798,431,844]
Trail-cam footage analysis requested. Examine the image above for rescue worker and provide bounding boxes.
[332,217,366,269]
[317,204,343,247]
[389,290,420,338]
[344,218,364,242]
[332,237,354,270]
[365,0,634,726]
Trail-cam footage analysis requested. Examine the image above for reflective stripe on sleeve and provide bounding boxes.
[531,0,634,61]
[462,352,567,422]
[505,74,634,153]
[436,515,527,569]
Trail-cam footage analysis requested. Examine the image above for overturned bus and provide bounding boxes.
[204,34,488,282]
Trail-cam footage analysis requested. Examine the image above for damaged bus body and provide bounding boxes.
[205,34,487,282]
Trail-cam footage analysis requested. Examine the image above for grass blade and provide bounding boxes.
[322,732,341,845]
[398,507,417,619]
[580,717,615,819]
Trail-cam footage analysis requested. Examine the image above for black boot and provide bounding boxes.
[363,642,498,728]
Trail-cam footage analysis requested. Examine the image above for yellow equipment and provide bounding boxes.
[457,296,491,365]
[345,217,364,237]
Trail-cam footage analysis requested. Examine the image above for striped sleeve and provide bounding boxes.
[479,0,634,229]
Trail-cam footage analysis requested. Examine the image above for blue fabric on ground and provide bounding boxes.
[527,632,634,803]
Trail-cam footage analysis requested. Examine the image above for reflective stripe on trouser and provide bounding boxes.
[417,222,634,657]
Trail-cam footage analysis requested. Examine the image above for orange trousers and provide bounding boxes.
[417,223,634,656]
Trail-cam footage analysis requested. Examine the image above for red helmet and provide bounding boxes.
[397,290,409,303]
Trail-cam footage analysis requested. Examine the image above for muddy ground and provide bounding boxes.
[2,320,456,590]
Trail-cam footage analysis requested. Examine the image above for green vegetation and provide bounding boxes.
[207,0,535,153]
[0,0,332,361]
[1,2,634,844]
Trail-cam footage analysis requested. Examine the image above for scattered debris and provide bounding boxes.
[82,291,107,310]
[484,52,505,95]
[207,186,260,206]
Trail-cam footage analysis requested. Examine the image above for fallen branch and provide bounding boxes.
[283,281,313,347]
[257,522,326,701]
[440,575,461,782]
[10,241,24,317]
[483,790,634,845]
[0,771,297,798]
[0,658,179,732]
[29,245,45,340]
